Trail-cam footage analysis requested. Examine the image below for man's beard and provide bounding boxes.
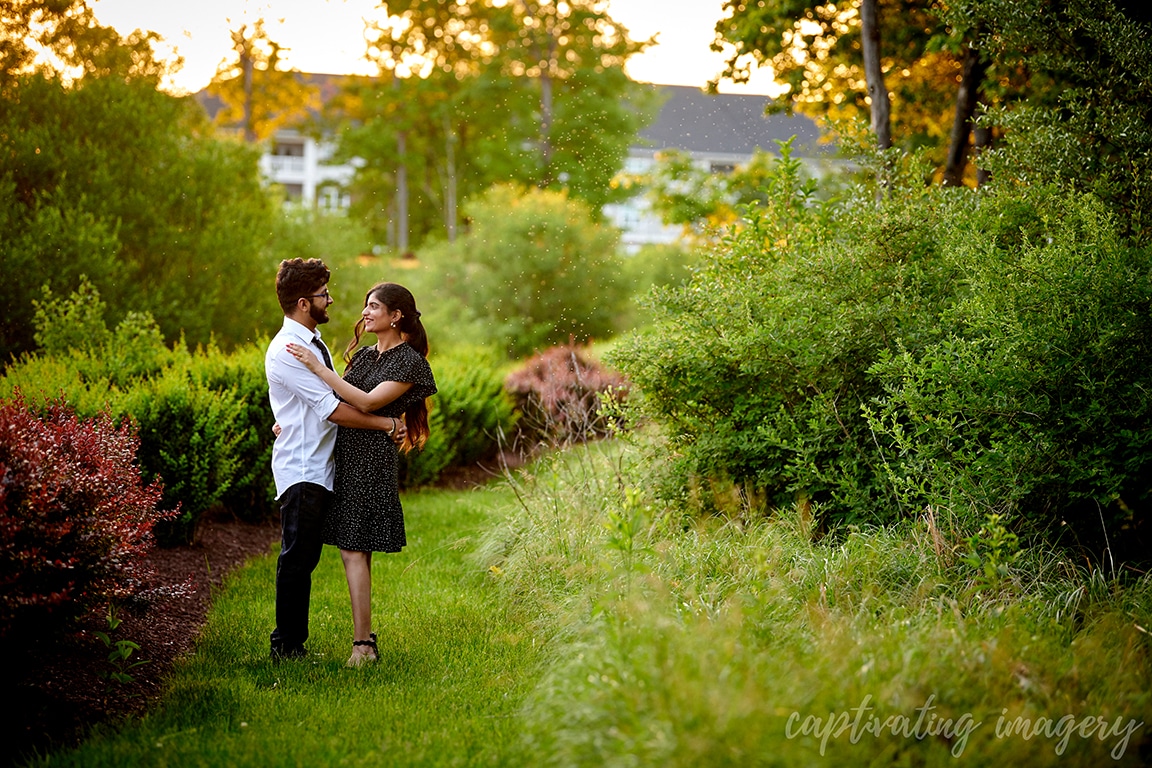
[309,302,329,325]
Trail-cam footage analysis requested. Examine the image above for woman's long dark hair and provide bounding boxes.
[343,282,431,451]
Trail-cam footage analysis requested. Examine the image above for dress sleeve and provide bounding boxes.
[398,347,437,399]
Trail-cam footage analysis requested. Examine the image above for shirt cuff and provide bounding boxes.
[315,392,341,421]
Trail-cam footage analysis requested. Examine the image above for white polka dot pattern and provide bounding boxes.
[323,343,437,553]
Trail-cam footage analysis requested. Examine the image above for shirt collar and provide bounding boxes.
[282,316,323,344]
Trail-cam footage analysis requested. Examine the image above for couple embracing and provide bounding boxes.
[264,258,436,667]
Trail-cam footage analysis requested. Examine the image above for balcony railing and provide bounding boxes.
[268,155,306,173]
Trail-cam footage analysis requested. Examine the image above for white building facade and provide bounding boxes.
[260,130,353,212]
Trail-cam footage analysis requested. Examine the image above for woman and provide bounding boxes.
[287,282,436,667]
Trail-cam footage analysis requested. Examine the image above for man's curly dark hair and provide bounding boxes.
[275,258,331,314]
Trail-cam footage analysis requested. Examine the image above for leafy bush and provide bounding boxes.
[398,346,517,488]
[2,288,271,543]
[867,190,1152,556]
[420,184,628,357]
[506,344,629,449]
[32,279,178,385]
[609,150,959,523]
[0,397,173,649]
[31,276,111,356]
[116,370,247,546]
[613,142,1151,556]
[616,242,702,331]
[185,342,277,521]
[967,0,1152,243]
[0,350,119,417]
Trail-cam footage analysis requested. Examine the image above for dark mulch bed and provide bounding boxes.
[3,512,279,766]
[2,457,515,767]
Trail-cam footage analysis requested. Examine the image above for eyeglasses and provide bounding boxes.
[307,290,332,302]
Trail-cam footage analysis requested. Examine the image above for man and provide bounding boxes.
[265,258,402,660]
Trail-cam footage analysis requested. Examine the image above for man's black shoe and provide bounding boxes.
[271,645,307,662]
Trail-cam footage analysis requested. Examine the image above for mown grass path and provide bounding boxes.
[45,484,540,767]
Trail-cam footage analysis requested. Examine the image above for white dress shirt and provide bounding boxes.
[265,317,341,499]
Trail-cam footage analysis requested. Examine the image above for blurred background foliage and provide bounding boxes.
[0,0,662,363]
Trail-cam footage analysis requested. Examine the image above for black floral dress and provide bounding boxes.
[323,343,436,553]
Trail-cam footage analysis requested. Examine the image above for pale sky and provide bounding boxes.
[89,0,785,96]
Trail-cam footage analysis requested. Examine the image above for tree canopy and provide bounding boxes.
[206,19,319,143]
[712,0,1152,198]
[1,1,280,360]
[1,0,169,86]
[329,0,659,250]
[960,0,1152,239]
[711,0,959,154]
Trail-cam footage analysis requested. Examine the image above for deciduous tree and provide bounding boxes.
[712,0,983,180]
[206,19,318,143]
[0,5,280,360]
[1,0,169,88]
[331,0,656,250]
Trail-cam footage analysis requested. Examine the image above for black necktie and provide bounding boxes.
[312,337,334,370]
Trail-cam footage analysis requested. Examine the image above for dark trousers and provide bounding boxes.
[270,482,330,653]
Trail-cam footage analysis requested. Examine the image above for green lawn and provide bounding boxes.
[45,484,541,767]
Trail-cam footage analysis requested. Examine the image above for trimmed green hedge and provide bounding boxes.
[2,339,267,545]
[2,327,517,542]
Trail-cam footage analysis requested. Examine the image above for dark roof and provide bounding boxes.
[639,84,826,157]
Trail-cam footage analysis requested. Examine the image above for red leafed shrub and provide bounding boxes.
[0,395,174,647]
[505,344,629,447]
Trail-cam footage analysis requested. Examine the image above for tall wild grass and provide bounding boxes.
[480,432,1152,767]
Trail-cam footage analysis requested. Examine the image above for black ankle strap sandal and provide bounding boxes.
[352,632,378,654]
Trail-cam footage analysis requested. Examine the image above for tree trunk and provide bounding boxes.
[539,66,554,186]
[521,0,556,187]
[444,114,457,243]
[392,77,408,253]
[859,0,891,150]
[396,130,409,254]
[942,44,987,187]
[241,45,255,144]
